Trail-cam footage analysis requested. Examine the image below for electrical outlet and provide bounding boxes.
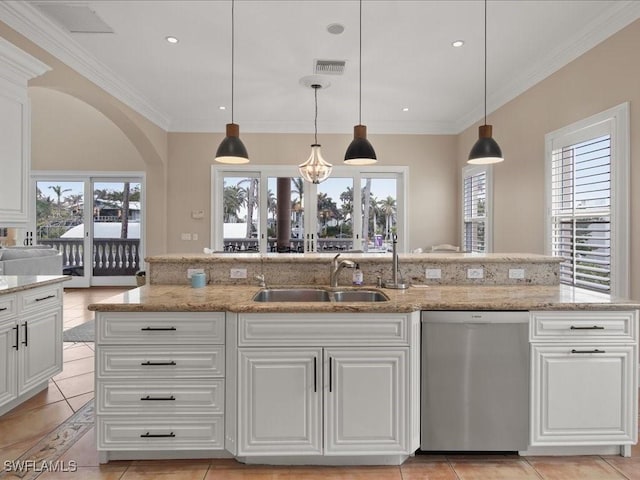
[181,233,192,241]
[467,268,484,279]
[425,268,442,279]
[509,268,525,279]
[187,268,204,279]
[230,268,247,279]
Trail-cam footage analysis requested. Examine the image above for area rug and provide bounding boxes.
[62,320,95,343]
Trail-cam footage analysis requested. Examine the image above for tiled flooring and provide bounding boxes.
[1,287,640,479]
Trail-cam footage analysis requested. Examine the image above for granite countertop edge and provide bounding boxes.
[0,275,71,294]
[87,284,640,313]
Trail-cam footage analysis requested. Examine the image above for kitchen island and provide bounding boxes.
[0,275,69,416]
[89,281,639,464]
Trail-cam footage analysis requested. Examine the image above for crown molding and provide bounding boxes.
[0,36,50,86]
[0,1,170,130]
[453,0,640,134]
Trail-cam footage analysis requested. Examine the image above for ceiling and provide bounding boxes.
[2,0,640,135]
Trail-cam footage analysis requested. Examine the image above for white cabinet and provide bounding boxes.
[95,312,226,462]
[0,38,49,226]
[0,284,63,416]
[530,311,638,451]
[235,312,420,459]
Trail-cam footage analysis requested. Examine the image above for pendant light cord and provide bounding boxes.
[314,85,319,144]
[358,0,362,124]
[231,0,235,124]
[483,0,487,126]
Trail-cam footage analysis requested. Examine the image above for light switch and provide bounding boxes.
[509,268,525,279]
[230,268,247,279]
[425,268,442,279]
[467,268,484,279]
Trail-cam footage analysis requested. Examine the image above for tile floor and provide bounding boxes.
[1,287,640,479]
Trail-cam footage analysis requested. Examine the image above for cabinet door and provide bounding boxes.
[325,348,407,454]
[0,320,18,406]
[238,348,322,455]
[531,345,637,445]
[18,308,63,395]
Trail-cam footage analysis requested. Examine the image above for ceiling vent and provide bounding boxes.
[314,60,346,75]
[33,3,114,34]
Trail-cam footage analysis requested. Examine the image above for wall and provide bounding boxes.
[166,132,458,253]
[457,19,640,299]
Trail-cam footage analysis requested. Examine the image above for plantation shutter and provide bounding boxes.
[463,169,487,253]
[550,134,611,293]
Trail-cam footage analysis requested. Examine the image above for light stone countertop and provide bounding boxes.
[0,275,70,294]
[146,252,563,264]
[88,283,640,313]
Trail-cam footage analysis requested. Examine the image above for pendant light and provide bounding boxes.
[298,83,333,184]
[344,0,377,165]
[468,0,503,165]
[215,0,249,164]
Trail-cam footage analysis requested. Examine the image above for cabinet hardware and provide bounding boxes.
[570,325,605,330]
[140,361,177,366]
[329,356,333,393]
[13,325,19,350]
[35,294,55,302]
[140,432,175,438]
[571,349,606,354]
[140,395,176,401]
[313,357,317,393]
[22,322,28,346]
[140,326,177,331]
[0,307,7,311]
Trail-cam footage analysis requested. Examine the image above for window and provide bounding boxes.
[212,165,407,254]
[545,103,629,297]
[462,164,492,253]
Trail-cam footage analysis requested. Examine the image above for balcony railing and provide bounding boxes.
[39,238,140,276]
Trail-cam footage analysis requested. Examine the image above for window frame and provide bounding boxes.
[211,165,408,253]
[544,102,630,297]
[461,164,493,253]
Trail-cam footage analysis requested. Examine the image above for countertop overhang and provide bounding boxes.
[88,284,640,313]
[0,275,70,294]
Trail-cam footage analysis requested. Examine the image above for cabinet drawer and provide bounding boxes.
[238,313,410,346]
[20,285,61,314]
[0,295,16,321]
[530,311,637,342]
[97,379,224,415]
[97,415,224,450]
[97,345,225,378]
[96,312,225,345]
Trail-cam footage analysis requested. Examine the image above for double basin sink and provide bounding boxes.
[253,287,389,303]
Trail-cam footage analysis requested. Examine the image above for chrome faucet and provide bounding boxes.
[330,253,356,287]
[254,274,266,288]
[383,234,408,289]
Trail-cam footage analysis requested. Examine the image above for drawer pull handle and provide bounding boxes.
[140,395,176,401]
[140,432,175,438]
[571,349,606,354]
[313,357,317,393]
[141,361,177,366]
[22,322,28,346]
[329,356,333,393]
[0,307,7,311]
[35,294,55,302]
[570,325,605,330]
[141,327,177,331]
[13,326,19,350]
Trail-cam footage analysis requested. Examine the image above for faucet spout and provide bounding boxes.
[383,234,408,289]
[330,253,356,287]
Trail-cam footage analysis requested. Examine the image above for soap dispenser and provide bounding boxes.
[352,263,363,286]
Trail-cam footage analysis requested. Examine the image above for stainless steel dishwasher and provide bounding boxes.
[421,311,529,451]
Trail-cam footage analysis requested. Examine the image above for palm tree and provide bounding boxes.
[120,182,130,239]
[48,185,71,216]
[238,178,258,238]
[379,196,397,239]
[223,185,245,222]
[362,178,372,245]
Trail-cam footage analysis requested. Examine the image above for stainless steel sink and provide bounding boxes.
[252,288,331,302]
[332,290,390,302]
[252,288,390,303]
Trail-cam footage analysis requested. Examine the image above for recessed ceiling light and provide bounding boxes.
[327,23,345,35]
[165,36,179,44]
[452,40,464,48]
[218,106,226,110]
[402,107,409,112]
